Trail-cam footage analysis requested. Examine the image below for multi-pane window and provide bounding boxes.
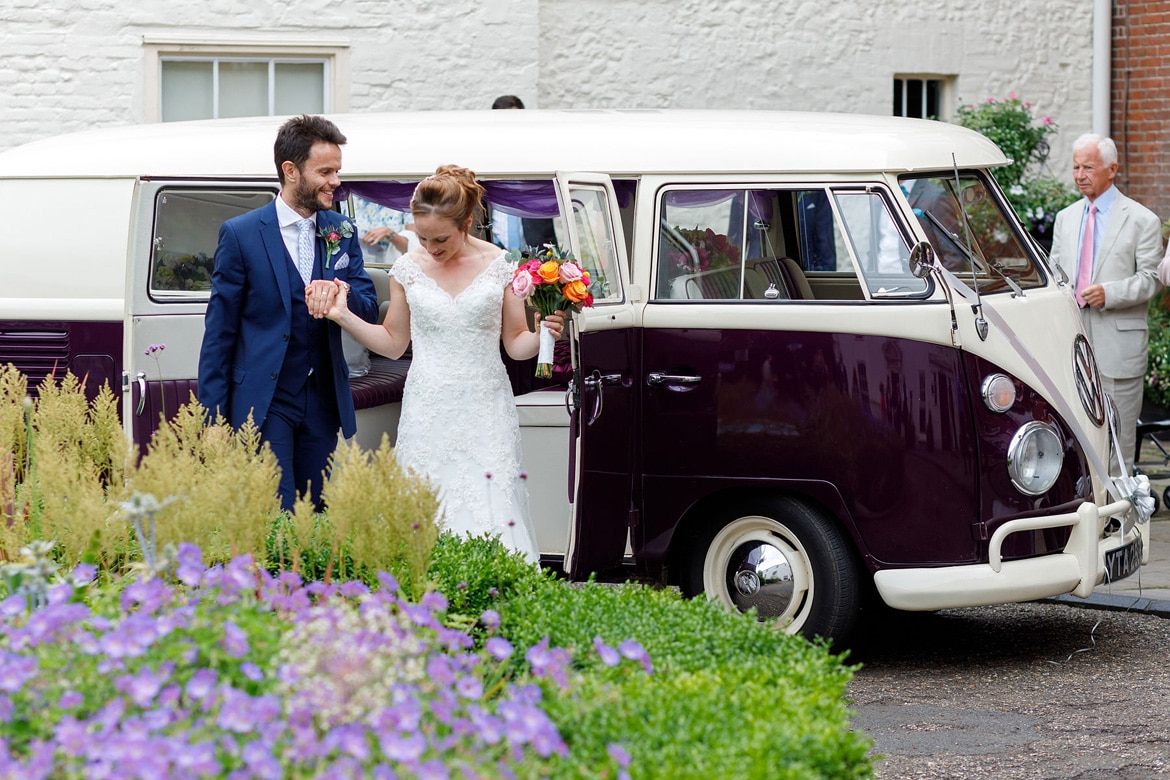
[160,58,328,122]
[893,76,949,120]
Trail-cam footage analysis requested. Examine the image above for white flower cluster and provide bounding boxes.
[275,596,428,729]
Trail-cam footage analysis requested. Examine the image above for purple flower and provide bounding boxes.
[607,742,632,767]
[339,580,369,599]
[69,563,97,588]
[185,668,218,702]
[377,571,400,593]
[420,591,448,613]
[117,664,171,707]
[485,637,512,661]
[325,724,371,761]
[378,731,426,763]
[480,609,500,630]
[593,636,621,667]
[57,690,84,710]
[221,621,249,658]
[175,543,205,587]
[242,739,282,780]
[0,654,38,693]
[121,577,171,615]
[240,662,264,682]
[418,759,449,780]
[618,639,653,674]
[455,676,483,701]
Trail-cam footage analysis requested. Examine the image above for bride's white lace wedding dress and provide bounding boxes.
[390,252,539,561]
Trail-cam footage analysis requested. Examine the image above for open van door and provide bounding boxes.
[553,172,639,579]
[125,183,276,449]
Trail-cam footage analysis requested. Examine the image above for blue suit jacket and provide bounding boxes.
[197,202,379,437]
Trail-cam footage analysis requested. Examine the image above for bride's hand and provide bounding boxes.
[322,280,351,322]
[541,310,566,340]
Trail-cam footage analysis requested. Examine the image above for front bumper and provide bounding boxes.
[874,499,1145,611]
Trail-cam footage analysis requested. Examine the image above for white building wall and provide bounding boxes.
[1,0,1093,172]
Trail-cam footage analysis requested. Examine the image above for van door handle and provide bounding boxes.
[581,370,622,425]
[583,372,623,388]
[135,372,147,416]
[647,372,701,387]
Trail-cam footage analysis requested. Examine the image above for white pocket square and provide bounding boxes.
[333,252,350,270]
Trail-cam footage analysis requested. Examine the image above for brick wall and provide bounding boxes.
[1112,0,1170,222]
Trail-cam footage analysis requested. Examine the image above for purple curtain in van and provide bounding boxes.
[663,189,773,221]
[336,179,636,219]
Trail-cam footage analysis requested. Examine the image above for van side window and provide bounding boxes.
[150,189,274,299]
[565,185,623,304]
[831,189,928,297]
[654,187,878,302]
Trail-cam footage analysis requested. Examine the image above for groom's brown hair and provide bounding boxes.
[273,115,347,184]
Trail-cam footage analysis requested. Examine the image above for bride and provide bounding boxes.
[316,165,564,562]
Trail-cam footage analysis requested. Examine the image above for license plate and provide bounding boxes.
[1104,536,1144,584]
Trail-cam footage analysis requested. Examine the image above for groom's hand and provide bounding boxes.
[305,280,339,319]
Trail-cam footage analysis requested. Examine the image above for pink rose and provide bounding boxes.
[524,260,542,274]
[511,269,535,298]
[558,262,584,283]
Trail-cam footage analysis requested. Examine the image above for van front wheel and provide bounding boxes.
[683,498,860,642]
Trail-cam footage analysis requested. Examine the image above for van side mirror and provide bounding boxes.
[908,241,936,279]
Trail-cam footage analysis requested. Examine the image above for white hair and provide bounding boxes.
[1073,133,1118,166]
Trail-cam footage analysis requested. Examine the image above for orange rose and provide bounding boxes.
[563,279,590,303]
[537,261,561,284]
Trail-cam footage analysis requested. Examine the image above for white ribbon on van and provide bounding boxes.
[936,265,1152,526]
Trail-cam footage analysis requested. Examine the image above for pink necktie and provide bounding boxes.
[1075,204,1097,307]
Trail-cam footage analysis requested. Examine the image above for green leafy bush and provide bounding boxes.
[500,578,874,779]
[1146,291,1170,409]
[954,95,1079,235]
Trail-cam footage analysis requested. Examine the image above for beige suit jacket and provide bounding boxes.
[1050,190,1163,379]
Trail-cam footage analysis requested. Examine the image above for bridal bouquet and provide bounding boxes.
[509,245,594,377]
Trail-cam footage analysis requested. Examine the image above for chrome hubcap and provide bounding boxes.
[726,540,795,618]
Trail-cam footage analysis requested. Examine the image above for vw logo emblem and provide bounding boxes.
[1073,334,1105,427]
[734,570,761,596]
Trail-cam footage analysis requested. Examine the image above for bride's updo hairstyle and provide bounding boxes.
[410,164,486,232]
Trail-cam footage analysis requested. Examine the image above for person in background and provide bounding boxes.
[351,195,418,265]
[1050,133,1163,472]
[491,94,525,110]
[197,115,379,511]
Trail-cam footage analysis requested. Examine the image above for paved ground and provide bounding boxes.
[846,437,1170,779]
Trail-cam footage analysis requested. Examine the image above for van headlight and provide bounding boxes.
[1007,421,1064,496]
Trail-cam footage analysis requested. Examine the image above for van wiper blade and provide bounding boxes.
[922,210,1024,298]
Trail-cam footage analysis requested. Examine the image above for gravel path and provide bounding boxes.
[847,601,1170,779]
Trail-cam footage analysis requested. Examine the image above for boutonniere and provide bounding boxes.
[318,220,354,269]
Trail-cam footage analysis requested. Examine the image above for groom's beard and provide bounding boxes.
[290,179,327,214]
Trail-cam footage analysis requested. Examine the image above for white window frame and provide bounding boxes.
[893,75,953,121]
[143,33,350,123]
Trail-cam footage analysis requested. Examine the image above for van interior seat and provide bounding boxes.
[349,355,410,410]
[745,257,792,299]
[684,267,742,299]
[778,257,814,300]
[369,267,392,324]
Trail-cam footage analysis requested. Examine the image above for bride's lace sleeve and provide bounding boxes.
[389,256,423,287]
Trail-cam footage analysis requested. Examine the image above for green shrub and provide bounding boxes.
[501,578,874,779]
[1146,291,1170,409]
[424,532,546,616]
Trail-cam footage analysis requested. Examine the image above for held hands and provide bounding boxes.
[305,279,350,321]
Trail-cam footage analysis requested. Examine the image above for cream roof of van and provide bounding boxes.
[0,109,1008,179]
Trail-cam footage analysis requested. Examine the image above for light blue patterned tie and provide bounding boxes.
[296,217,315,286]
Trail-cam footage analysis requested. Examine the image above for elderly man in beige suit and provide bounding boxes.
[1050,133,1163,472]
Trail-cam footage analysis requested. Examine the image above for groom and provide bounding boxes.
[198,114,379,511]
